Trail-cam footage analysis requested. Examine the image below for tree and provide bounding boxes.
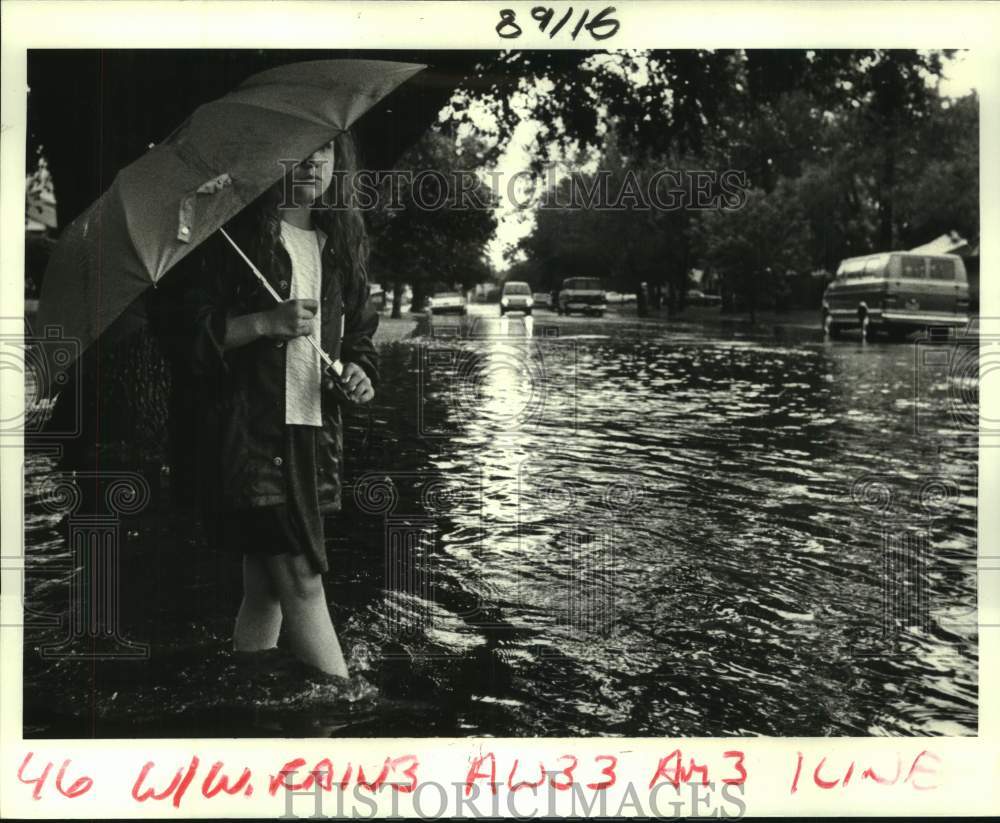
[368,131,497,317]
[445,49,751,185]
[500,49,967,316]
[511,134,676,315]
[792,50,952,250]
[703,180,811,321]
[894,91,978,246]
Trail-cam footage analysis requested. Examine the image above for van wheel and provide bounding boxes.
[822,312,841,339]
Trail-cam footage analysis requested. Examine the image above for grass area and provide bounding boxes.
[373,311,422,343]
[602,304,822,331]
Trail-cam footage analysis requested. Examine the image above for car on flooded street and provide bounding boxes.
[428,290,468,316]
[500,280,533,316]
[686,288,723,307]
[821,251,971,340]
[556,276,607,316]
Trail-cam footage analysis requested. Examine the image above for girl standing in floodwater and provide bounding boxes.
[152,131,378,678]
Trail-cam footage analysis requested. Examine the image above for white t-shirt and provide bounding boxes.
[279,221,327,427]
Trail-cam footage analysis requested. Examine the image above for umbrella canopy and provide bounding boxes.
[36,59,425,368]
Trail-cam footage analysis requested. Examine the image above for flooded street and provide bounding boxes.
[23,305,978,738]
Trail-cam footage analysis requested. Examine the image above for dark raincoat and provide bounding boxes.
[150,219,379,522]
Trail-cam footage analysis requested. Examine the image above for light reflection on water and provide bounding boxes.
[22,319,977,737]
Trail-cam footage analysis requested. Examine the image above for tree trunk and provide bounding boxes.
[669,278,681,315]
[878,141,895,251]
[391,281,403,319]
[635,286,648,317]
[721,287,735,314]
[410,281,427,314]
[647,281,660,311]
[677,231,690,313]
[664,282,676,315]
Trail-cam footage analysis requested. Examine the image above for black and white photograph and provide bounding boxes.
[2,0,998,818]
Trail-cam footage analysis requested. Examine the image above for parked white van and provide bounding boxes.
[822,252,971,340]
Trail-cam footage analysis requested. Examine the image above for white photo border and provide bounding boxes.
[1,0,998,818]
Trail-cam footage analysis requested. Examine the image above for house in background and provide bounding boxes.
[910,231,980,311]
[25,154,58,311]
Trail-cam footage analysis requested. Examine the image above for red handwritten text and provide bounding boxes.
[791,750,941,793]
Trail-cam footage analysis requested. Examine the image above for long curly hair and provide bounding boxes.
[227,129,369,306]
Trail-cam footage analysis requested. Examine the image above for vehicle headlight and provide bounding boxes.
[526,296,534,306]
[501,297,509,306]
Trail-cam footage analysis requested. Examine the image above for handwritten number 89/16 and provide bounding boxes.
[496,7,620,40]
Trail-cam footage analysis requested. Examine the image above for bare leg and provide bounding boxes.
[265,553,349,678]
[233,553,282,651]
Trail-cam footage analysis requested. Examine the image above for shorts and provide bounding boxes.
[206,424,328,575]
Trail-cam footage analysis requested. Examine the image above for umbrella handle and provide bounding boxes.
[219,227,343,378]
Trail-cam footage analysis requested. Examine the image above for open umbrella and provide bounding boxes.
[36,58,425,379]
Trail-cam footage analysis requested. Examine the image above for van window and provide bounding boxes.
[564,277,602,290]
[841,259,864,279]
[864,256,886,277]
[928,258,957,281]
[955,258,968,282]
[898,255,927,279]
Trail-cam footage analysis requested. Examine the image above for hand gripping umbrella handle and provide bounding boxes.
[219,227,343,378]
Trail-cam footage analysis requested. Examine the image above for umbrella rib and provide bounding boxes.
[218,227,343,377]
